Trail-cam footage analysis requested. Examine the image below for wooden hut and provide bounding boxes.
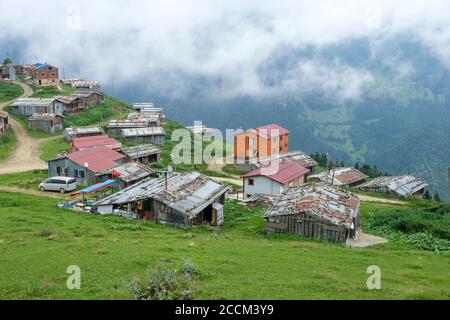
[28,114,64,133]
[264,183,360,243]
[121,127,166,145]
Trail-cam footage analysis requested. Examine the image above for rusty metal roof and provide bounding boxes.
[64,146,125,173]
[264,183,360,228]
[96,162,154,183]
[72,135,122,150]
[309,167,367,186]
[94,172,230,217]
[242,161,310,185]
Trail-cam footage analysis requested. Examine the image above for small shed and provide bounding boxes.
[72,91,104,106]
[264,183,360,243]
[96,162,155,190]
[54,95,86,114]
[120,144,160,164]
[93,172,230,227]
[28,113,64,133]
[358,175,428,198]
[309,167,368,187]
[106,119,150,136]
[64,126,103,141]
[121,127,166,145]
[10,98,56,116]
[127,112,160,127]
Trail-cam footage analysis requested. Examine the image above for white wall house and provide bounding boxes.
[241,161,310,199]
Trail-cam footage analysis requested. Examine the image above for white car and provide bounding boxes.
[39,177,77,194]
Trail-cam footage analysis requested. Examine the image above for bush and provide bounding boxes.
[130,258,199,300]
[368,205,450,240]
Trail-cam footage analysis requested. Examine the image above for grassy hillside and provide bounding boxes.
[0,191,448,300]
[0,127,17,160]
[31,84,75,98]
[0,81,23,101]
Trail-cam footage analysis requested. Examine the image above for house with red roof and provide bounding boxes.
[241,161,310,199]
[70,135,122,152]
[47,146,127,185]
[234,123,289,162]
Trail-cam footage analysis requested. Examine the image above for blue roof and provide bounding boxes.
[35,63,47,70]
[81,180,114,194]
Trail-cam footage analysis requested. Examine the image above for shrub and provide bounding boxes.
[38,228,57,238]
[130,258,199,300]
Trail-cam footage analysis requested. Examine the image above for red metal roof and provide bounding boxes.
[248,123,290,139]
[66,146,125,173]
[71,135,122,150]
[242,161,310,185]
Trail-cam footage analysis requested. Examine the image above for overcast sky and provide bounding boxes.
[1,0,450,100]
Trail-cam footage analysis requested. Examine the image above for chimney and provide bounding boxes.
[164,172,168,191]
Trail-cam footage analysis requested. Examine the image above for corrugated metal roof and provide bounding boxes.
[358,175,428,196]
[107,119,149,128]
[65,126,102,135]
[120,144,160,158]
[96,162,154,183]
[72,135,122,150]
[28,113,64,121]
[264,183,359,228]
[10,98,54,107]
[309,167,367,186]
[65,146,125,173]
[121,127,165,137]
[251,151,318,168]
[242,161,310,185]
[94,172,230,217]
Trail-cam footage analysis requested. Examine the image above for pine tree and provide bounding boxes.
[424,190,432,200]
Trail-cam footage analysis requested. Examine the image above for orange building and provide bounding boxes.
[234,123,289,161]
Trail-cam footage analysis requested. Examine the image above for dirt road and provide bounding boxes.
[0,81,48,174]
[0,186,66,199]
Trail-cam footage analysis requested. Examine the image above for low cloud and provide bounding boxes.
[1,0,450,100]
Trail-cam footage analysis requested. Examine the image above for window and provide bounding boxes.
[74,170,78,178]
[56,166,62,175]
[79,171,85,178]
[249,138,256,147]
[248,178,254,186]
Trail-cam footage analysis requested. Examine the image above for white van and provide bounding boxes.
[39,177,77,194]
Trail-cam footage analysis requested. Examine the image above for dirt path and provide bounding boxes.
[0,81,49,174]
[357,194,406,205]
[346,231,388,248]
[0,186,66,199]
